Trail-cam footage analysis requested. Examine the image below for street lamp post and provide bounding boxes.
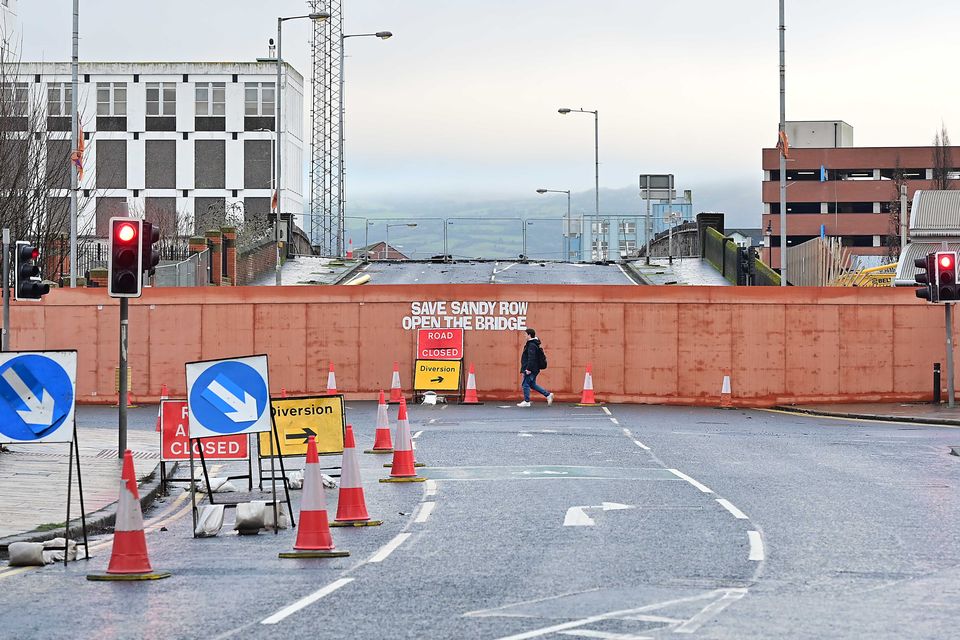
[537,188,571,261]
[385,223,416,260]
[340,31,392,256]
[558,108,599,220]
[276,11,329,285]
[765,220,773,266]
[778,0,787,286]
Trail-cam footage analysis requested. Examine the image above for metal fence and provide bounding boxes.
[153,249,210,287]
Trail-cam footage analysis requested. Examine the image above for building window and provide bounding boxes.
[146,82,176,116]
[591,221,609,235]
[619,221,636,234]
[96,82,126,116]
[619,240,636,253]
[47,83,72,116]
[1,82,28,116]
[244,82,275,117]
[195,82,225,116]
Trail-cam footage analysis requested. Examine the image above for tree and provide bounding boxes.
[885,156,907,261]
[932,123,955,190]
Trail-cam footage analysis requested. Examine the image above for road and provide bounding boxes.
[358,261,639,285]
[1,402,958,639]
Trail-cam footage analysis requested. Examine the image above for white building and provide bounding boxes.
[1,0,16,57]
[14,60,304,238]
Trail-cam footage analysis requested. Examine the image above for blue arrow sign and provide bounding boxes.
[0,353,76,443]
[188,359,269,437]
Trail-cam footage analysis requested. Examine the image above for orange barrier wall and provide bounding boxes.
[5,285,951,406]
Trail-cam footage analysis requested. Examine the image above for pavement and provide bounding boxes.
[250,256,364,286]
[0,400,958,639]
[357,260,638,285]
[776,401,960,426]
[627,257,732,286]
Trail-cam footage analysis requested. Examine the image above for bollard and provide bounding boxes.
[934,362,942,405]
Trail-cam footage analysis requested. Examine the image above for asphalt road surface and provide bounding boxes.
[359,261,638,285]
[2,402,959,639]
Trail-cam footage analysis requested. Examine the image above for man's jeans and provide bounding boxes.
[521,372,550,402]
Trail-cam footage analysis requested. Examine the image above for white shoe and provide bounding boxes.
[516,401,531,407]
[547,393,554,406]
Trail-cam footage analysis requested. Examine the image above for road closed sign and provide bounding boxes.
[417,329,463,360]
[258,395,345,458]
[160,400,249,462]
[414,359,462,392]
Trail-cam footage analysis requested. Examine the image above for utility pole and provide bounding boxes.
[778,0,788,286]
[69,0,79,287]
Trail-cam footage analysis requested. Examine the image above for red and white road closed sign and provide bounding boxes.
[417,328,464,360]
[160,400,249,462]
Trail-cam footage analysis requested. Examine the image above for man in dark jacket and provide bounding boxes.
[518,327,554,407]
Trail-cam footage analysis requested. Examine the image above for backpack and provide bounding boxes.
[537,344,548,370]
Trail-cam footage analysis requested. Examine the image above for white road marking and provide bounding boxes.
[674,588,748,634]
[716,499,749,520]
[563,506,596,527]
[748,531,764,561]
[260,578,354,625]
[621,427,632,436]
[424,479,437,497]
[610,418,620,425]
[601,407,612,415]
[617,263,637,284]
[369,532,412,563]
[620,614,682,623]
[668,469,714,494]
[632,440,651,451]
[518,433,534,437]
[415,501,436,523]
[559,631,651,640]
[428,418,437,424]
[412,430,423,439]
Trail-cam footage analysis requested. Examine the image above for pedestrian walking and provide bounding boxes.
[518,328,554,407]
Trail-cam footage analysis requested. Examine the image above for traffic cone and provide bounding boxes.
[364,390,393,454]
[577,364,603,407]
[279,436,350,559]
[388,361,403,403]
[281,387,287,399]
[347,238,354,259]
[383,398,425,467]
[332,425,382,527]
[327,363,338,395]
[380,398,425,483]
[155,383,169,432]
[460,363,483,405]
[87,450,170,581]
[720,375,732,409]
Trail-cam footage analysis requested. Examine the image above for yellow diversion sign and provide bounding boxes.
[414,359,462,391]
[258,395,345,458]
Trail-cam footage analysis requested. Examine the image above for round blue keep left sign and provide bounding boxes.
[189,360,269,435]
[0,354,75,443]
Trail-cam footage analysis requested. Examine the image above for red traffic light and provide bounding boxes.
[116,222,137,243]
[940,254,954,269]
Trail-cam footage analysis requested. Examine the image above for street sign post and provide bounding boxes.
[0,351,77,443]
[417,329,464,361]
[258,395,345,458]
[414,359,462,392]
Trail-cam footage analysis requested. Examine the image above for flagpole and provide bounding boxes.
[778,0,787,286]
[69,0,78,287]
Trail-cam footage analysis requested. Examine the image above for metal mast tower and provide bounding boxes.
[309,0,343,256]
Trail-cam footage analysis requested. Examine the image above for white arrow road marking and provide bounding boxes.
[601,502,634,511]
[2,368,54,427]
[564,503,635,526]
[513,470,569,476]
[206,379,258,422]
[748,531,765,561]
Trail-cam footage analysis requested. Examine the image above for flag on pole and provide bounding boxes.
[271,190,278,212]
[820,165,827,182]
[776,130,790,159]
[70,126,85,181]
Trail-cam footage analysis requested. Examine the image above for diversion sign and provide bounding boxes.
[414,359,462,392]
[258,395,345,458]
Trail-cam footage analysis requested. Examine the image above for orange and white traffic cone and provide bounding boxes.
[332,425,383,527]
[388,361,403,404]
[720,375,732,409]
[365,390,393,454]
[460,363,483,405]
[380,398,425,483]
[280,387,287,399]
[347,238,354,259]
[155,383,169,432]
[577,364,603,407]
[326,363,338,395]
[87,450,171,581]
[279,436,350,558]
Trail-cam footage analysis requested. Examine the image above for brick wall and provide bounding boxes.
[236,237,278,286]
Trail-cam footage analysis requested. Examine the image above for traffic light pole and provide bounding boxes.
[118,297,129,458]
[2,229,9,352]
[946,304,955,408]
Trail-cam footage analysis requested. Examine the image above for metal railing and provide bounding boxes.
[153,249,210,287]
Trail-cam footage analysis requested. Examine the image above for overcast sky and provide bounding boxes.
[14,1,960,221]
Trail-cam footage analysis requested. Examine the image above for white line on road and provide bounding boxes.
[632,440,651,451]
[609,418,620,425]
[621,427,632,436]
[415,501,436,523]
[716,499,749,520]
[674,588,748,634]
[559,631,652,640]
[601,407,612,415]
[260,578,354,625]
[425,479,437,497]
[748,531,764,561]
[412,430,423,439]
[369,532,412,563]
[668,469,714,494]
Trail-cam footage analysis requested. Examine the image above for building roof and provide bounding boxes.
[727,228,764,244]
[18,61,303,82]
[909,190,960,238]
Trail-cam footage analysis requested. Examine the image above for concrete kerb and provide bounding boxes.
[774,405,960,427]
[0,460,168,559]
[331,260,366,285]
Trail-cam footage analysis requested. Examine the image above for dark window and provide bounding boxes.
[46,117,72,131]
[243,197,270,224]
[95,197,127,236]
[0,139,28,189]
[769,202,821,214]
[96,116,127,131]
[45,139,72,189]
[244,116,274,132]
[144,197,177,234]
[880,168,926,180]
[95,139,127,189]
[46,197,70,231]
[194,116,226,132]
[244,140,272,189]
[195,140,226,189]
[145,117,176,132]
[195,197,225,235]
[839,236,875,248]
[827,202,874,214]
[145,140,176,189]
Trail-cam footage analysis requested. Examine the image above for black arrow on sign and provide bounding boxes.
[285,427,317,443]
[430,376,444,383]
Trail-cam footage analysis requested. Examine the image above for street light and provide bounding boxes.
[340,30,393,256]
[385,223,416,260]
[275,11,329,285]
[765,220,773,266]
[557,107,599,220]
[537,188,572,261]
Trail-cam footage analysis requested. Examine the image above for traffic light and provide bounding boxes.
[108,217,142,297]
[915,253,936,301]
[13,241,50,300]
[141,221,160,278]
[936,251,959,301]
